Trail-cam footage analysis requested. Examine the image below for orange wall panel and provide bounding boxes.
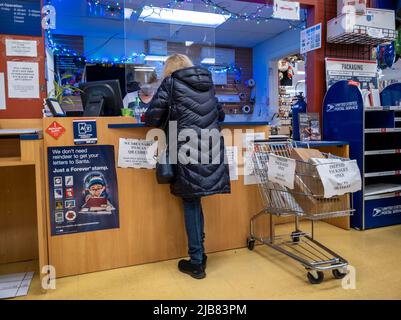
[0,34,46,119]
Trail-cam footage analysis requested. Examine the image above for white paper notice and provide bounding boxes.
[226,146,238,181]
[6,39,38,57]
[315,159,362,198]
[0,73,6,110]
[268,154,296,189]
[118,138,158,169]
[244,151,258,185]
[273,0,300,20]
[7,61,39,99]
[243,132,265,151]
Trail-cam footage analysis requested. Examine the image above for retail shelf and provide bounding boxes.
[327,24,397,46]
[365,170,401,178]
[365,106,401,112]
[365,128,401,133]
[365,191,401,201]
[365,149,401,156]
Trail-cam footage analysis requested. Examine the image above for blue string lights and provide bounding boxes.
[45,0,306,65]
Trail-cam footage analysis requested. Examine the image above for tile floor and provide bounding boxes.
[2,222,401,300]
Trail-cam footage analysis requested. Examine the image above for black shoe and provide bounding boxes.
[178,260,206,279]
[202,254,207,270]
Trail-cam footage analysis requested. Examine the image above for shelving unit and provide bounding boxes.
[327,12,397,46]
[323,81,401,230]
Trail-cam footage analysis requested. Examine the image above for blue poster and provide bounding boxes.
[73,119,97,145]
[0,1,42,37]
[48,145,119,236]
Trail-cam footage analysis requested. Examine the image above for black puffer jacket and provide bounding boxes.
[145,66,231,198]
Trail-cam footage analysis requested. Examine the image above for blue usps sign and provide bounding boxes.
[73,120,97,145]
[0,0,42,37]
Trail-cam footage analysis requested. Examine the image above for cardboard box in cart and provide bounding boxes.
[290,148,345,216]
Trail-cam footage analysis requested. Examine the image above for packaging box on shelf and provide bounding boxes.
[338,0,367,15]
[328,8,396,41]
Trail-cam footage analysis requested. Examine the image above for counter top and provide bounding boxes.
[293,141,349,147]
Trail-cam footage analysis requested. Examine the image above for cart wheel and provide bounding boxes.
[332,269,347,280]
[247,238,255,251]
[291,232,300,243]
[307,271,324,285]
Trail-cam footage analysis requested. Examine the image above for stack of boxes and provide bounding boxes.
[327,0,396,43]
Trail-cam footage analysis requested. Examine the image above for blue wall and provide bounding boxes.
[252,29,301,120]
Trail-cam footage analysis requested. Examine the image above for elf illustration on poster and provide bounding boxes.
[48,145,119,236]
[80,172,116,214]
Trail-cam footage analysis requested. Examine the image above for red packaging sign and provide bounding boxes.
[46,121,66,139]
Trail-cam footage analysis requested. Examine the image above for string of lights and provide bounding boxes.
[44,0,306,64]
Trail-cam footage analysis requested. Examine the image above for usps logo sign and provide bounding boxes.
[46,121,66,140]
[73,120,97,145]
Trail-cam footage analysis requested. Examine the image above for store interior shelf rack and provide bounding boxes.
[323,81,401,230]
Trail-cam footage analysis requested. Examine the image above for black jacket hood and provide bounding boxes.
[172,66,213,92]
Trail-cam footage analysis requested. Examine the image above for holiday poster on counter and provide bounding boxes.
[47,145,119,236]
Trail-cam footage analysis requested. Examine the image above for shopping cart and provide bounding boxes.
[247,140,355,284]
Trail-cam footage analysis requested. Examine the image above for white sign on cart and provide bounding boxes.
[312,158,362,198]
[268,154,296,189]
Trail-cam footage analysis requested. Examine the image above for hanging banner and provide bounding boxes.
[300,23,322,54]
[48,145,119,236]
[325,58,378,90]
[272,0,300,21]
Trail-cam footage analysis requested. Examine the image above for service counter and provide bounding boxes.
[0,118,351,280]
[43,117,273,278]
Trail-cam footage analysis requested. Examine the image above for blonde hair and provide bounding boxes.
[162,54,193,79]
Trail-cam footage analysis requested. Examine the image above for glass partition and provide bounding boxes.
[44,0,307,124]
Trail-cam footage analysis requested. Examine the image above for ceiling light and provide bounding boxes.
[185,41,194,47]
[144,55,168,62]
[139,6,230,28]
[297,71,305,75]
[201,58,216,65]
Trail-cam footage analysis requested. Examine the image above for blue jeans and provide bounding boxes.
[182,198,205,265]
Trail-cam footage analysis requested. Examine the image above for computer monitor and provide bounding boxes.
[79,80,123,117]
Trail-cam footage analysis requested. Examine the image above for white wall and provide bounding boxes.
[252,29,301,120]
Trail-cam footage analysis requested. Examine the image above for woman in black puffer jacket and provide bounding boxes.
[145,54,231,279]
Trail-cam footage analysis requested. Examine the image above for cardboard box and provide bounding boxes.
[291,148,325,196]
[338,0,367,15]
[328,8,396,41]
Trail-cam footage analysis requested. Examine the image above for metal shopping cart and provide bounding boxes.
[247,140,355,284]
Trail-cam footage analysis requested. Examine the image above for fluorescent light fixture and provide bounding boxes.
[139,6,230,28]
[201,58,216,65]
[185,41,194,47]
[297,71,305,75]
[144,55,168,62]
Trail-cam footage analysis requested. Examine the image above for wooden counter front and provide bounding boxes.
[43,117,272,277]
